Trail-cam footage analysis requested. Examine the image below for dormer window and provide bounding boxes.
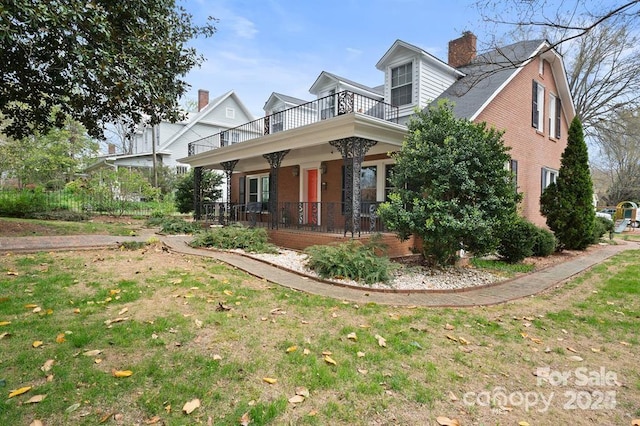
[391,62,412,106]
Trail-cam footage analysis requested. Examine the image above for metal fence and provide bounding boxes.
[201,201,385,235]
[0,189,169,217]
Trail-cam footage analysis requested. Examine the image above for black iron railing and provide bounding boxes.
[188,91,399,156]
[201,201,385,234]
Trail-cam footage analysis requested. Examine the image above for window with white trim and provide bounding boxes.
[532,81,545,132]
[247,175,269,206]
[541,167,558,191]
[220,130,240,147]
[384,164,395,201]
[226,107,235,119]
[549,94,561,139]
[271,108,284,133]
[391,62,413,106]
[506,159,518,190]
[176,165,188,175]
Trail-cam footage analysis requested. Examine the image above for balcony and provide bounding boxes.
[188,91,399,156]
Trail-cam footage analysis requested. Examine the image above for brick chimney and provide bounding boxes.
[108,143,116,155]
[198,89,209,112]
[448,31,477,68]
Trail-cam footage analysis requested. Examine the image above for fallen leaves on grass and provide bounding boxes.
[8,386,32,398]
[286,346,297,353]
[83,349,102,357]
[182,398,200,414]
[0,321,12,326]
[240,412,251,426]
[32,340,43,348]
[436,416,460,426]
[323,355,337,366]
[288,394,305,404]
[112,370,133,378]
[347,332,357,341]
[375,334,387,347]
[104,317,129,326]
[262,377,277,384]
[25,394,46,404]
[41,359,54,372]
[55,333,66,343]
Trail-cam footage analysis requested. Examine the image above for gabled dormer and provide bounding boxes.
[263,92,309,116]
[309,71,383,100]
[376,39,464,120]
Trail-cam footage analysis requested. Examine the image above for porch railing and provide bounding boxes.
[188,91,400,156]
[201,201,386,234]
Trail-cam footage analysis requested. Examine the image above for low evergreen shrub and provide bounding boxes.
[0,190,46,217]
[592,216,614,243]
[497,218,537,263]
[157,217,199,234]
[27,210,90,222]
[190,225,277,253]
[532,226,557,257]
[304,239,395,284]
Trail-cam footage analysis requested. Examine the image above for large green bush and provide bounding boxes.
[304,240,395,284]
[378,101,521,266]
[175,169,223,214]
[189,225,277,253]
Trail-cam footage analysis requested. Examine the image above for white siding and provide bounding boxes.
[380,45,458,121]
[417,57,458,108]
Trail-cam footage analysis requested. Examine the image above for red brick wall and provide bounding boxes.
[474,58,569,227]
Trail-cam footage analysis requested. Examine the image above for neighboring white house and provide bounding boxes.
[86,90,255,176]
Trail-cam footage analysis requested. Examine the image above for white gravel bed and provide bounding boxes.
[240,248,503,291]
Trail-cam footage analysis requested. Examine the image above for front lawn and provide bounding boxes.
[0,245,638,425]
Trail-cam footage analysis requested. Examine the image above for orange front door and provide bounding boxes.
[307,169,318,224]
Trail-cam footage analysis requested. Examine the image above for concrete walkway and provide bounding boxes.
[0,233,635,307]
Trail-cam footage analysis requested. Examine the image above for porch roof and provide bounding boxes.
[178,113,407,172]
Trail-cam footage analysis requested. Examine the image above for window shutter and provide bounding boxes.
[532,81,539,128]
[541,168,546,191]
[555,97,562,138]
[238,176,246,204]
[510,159,518,190]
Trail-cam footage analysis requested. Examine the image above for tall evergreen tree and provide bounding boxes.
[540,116,595,250]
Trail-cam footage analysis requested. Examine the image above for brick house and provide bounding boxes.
[179,33,575,255]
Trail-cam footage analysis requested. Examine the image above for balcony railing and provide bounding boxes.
[188,91,400,156]
[201,201,386,235]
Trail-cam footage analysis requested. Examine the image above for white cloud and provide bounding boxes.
[230,16,258,39]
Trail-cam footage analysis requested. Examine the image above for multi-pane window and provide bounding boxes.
[506,159,518,190]
[541,167,558,191]
[549,94,561,139]
[532,81,545,131]
[248,176,269,205]
[360,166,377,204]
[271,109,284,133]
[261,176,269,204]
[385,164,395,200]
[391,63,412,106]
[176,165,188,175]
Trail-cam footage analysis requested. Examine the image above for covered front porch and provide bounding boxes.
[179,90,408,240]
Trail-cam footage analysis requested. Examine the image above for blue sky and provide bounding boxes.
[181,0,489,117]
